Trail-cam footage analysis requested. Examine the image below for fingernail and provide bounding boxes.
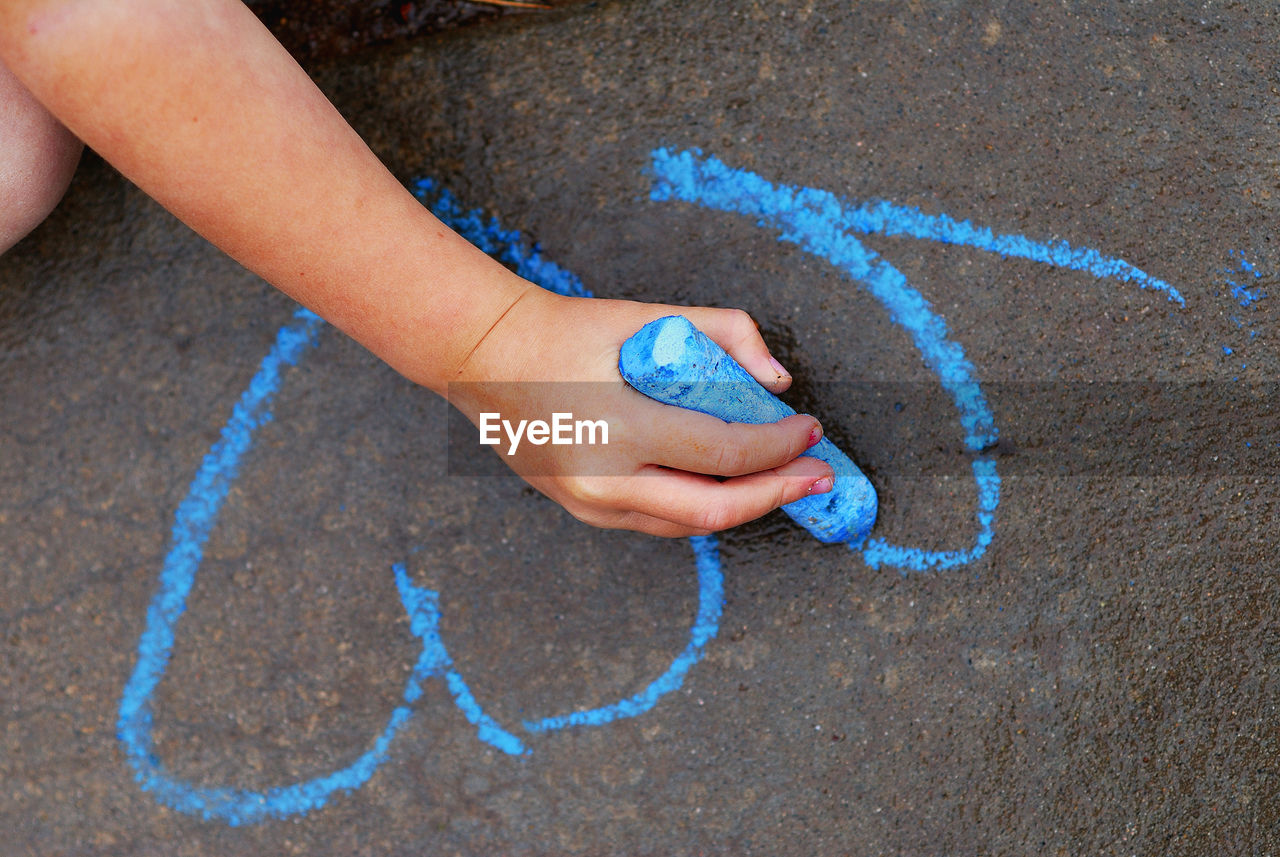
[768,355,790,380]
[807,422,823,448]
[808,476,833,495]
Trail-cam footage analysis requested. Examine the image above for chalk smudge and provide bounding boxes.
[1225,250,1267,308]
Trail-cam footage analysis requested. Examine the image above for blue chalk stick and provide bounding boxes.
[619,315,877,544]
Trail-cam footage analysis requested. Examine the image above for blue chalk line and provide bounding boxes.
[414,178,591,298]
[524,535,722,732]
[117,190,725,824]
[650,148,1004,570]
[119,152,1183,824]
[844,202,1184,306]
[413,177,726,734]
[648,148,1179,569]
[1225,250,1267,308]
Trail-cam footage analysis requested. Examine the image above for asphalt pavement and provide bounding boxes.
[4,1,1280,854]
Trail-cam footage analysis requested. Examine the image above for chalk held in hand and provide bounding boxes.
[618,315,877,544]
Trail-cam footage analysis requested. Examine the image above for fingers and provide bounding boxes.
[557,454,834,536]
[484,298,832,538]
[633,455,834,533]
[642,409,824,477]
[680,306,793,394]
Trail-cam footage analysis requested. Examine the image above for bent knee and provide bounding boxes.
[0,62,83,254]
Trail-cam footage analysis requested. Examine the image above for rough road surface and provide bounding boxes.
[3,2,1279,854]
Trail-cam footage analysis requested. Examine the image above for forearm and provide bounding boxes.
[0,0,838,538]
[0,0,527,392]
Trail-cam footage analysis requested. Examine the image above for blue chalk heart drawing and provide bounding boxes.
[116,149,1183,825]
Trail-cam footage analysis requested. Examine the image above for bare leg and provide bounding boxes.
[0,57,83,254]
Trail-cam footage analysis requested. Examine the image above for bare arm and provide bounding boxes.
[0,0,834,537]
[0,0,522,389]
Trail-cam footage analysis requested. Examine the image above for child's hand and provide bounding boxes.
[447,281,834,537]
[0,1,828,541]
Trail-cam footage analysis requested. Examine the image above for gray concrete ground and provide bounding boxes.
[4,1,1280,854]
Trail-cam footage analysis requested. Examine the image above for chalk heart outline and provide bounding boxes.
[116,150,1181,825]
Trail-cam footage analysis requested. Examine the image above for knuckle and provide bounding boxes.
[711,438,752,475]
[562,475,611,508]
[693,501,737,534]
[791,422,817,456]
[723,308,757,340]
[777,476,803,507]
